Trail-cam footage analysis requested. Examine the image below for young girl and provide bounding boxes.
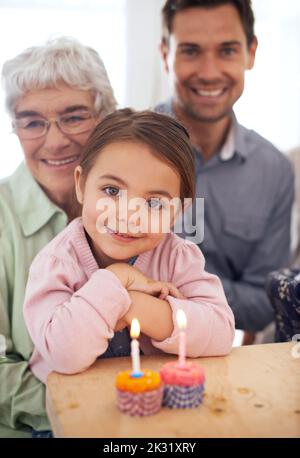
[23,109,235,383]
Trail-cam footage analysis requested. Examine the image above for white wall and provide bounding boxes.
[235,0,300,152]
[125,0,168,110]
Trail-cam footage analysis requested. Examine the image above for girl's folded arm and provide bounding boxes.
[152,241,235,357]
[23,254,131,374]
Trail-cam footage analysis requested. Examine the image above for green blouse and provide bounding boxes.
[0,162,67,437]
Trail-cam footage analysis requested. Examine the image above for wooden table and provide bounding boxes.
[46,342,300,438]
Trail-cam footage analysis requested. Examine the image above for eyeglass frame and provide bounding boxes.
[12,108,99,140]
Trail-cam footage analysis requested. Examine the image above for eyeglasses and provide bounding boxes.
[13,109,97,140]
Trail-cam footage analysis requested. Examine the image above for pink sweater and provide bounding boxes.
[23,217,234,383]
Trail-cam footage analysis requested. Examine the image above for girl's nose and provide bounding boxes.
[116,197,146,233]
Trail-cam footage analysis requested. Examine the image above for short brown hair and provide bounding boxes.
[79,108,195,202]
[162,0,255,48]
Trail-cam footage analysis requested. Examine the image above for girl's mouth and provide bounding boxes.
[106,227,139,243]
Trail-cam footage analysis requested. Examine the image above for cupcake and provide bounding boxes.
[116,369,163,416]
[160,361,205,408]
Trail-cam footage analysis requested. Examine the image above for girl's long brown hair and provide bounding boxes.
[79,108,195,202]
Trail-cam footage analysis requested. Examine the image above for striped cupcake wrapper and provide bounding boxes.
[162,383,204,408]
[117,385,163,416]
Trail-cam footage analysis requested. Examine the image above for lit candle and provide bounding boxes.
[177,309,187,368]
[130,318,142,377]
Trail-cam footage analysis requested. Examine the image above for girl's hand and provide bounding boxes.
[106,263,149,289]
[128,279,185,300]
[106,263,184,299]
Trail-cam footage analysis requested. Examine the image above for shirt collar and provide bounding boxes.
[219,121,235,161]
[9,162,67,237]
[218,114,248,162]
[163,98,248,162]
[128,255,138,266]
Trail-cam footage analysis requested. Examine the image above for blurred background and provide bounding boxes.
[0,0,300,179]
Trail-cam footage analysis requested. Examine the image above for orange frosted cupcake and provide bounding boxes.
[115,369,163,416]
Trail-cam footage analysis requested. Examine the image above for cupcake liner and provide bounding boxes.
[117,385,163,416]
[162,383,204,408]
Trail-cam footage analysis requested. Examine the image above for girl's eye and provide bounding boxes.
[148,198,163,210]
[103,186,120,197]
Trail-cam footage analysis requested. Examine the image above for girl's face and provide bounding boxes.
[75,140,182,267]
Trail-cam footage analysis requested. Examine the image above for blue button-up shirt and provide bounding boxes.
[155,99,294,332]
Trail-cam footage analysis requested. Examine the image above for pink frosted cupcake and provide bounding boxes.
[115,369,163,416]
[160,361,205,408]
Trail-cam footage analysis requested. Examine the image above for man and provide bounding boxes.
[156,0,294,333]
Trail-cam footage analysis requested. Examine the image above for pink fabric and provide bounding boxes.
[23,217,235,383]
[116,386,164,416]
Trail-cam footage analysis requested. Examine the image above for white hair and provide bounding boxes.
[1,36,117,117]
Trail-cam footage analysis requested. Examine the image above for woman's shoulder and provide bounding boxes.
[0,163,35,226]
[31,218,85,266]
[0,173,14,207]
[0,162,27,193]
[0,175,18,233]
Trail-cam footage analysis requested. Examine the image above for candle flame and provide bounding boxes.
[176,309,187,330]
[130,318,140,338]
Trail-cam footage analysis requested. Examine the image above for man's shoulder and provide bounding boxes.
[287,146,300,168]
[153,100,173,116]
[238,123,293,173]
[153,101,167,113]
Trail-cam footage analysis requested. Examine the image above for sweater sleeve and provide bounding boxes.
[0,241,49,434]
[152,241,235,357]
[23,255,131,375]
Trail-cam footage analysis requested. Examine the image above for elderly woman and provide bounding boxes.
[0,37,116,437]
